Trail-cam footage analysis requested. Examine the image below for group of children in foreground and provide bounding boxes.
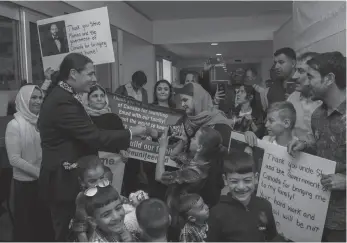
[70,101,299,242]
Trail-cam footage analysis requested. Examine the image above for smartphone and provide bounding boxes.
[217,83,226,93]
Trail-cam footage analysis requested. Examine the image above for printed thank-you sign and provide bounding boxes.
[230,132,336,242]
[108,94,185,167]
[98,152,125,193]
[37,7,114,71]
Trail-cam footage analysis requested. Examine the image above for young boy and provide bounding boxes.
[84,185,133,242]
[178,193,209,242]
[71,155,116,242]
[207,151,277,242]
[136,198,171,242]
[245,101,297,147]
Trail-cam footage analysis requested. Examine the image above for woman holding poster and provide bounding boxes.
[38,53,148,241]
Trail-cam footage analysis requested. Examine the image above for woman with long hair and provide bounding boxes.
[5,85,53,241]
[38,53,148,241]
[152,79,176,108]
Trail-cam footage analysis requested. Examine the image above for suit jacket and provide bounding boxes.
[42,35,69,56]
[38,85,131,202]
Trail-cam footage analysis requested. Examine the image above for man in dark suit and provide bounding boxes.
[38,53,148,241]
[42,23,69,57]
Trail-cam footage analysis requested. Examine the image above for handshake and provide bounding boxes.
[128,125,159,139]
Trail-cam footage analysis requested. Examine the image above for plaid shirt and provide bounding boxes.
[180,222,208,242]
[89,228,120,243]
[161,153,210,185]
[311,100,346,230]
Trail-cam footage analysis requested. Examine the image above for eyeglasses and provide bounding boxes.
[84,178,110,197]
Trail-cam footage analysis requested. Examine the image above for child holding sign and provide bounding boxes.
[245,101,298,148]
[207,151,278,242]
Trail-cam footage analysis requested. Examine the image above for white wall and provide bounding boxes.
[122,32,156,103]
[273,17,294,52]
[293,1,346,55]
[153,14,291,44]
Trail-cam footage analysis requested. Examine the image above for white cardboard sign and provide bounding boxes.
[37,7,114,71]
[230,132,336,242]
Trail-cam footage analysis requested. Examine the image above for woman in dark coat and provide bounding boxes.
[38,53,147,241]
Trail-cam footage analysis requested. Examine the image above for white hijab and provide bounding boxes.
[14,85,42,164]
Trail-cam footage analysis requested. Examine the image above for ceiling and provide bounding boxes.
[126,1,292,20]
[160,40,273,60]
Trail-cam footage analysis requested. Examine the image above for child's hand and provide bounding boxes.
[159,127,169,148]
[244,131,258,147]
[117,223,133,241]
[120,150,129,163]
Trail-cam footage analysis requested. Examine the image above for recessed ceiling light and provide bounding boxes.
[211,43,218,46]
[216,53,222,56]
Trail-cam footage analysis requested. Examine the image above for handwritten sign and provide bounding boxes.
[108,93,185,167]
[37,7,114,71]
[98,152,125,193]
[230,132,336,242]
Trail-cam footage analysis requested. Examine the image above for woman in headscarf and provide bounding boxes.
[5,85,53,241]
[178,82,232,146]
[173,82,232,207]
[84,84,124,131]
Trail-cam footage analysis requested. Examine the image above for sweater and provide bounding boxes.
[207,194,277,242]
[5,119,41,181]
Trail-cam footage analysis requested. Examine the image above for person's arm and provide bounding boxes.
[73,193,88,242]
[5,121,40,178]
[155,128,169,182]
[55,99,143,153]
[287,132,316,157]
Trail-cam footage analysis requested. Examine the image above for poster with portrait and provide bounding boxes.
[230,132,336,242]
[37,7,114,71]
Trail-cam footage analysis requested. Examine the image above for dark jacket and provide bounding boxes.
[207,194,277,242]
[42,35,69,57]
[38,86,131,202]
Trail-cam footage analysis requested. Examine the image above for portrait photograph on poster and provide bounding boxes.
[38,21,69,57]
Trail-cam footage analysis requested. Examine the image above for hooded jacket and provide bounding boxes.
[207,193,277,242]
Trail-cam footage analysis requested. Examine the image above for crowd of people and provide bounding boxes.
[2,47,346,242]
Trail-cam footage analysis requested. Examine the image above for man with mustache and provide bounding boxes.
[287,52,322,140]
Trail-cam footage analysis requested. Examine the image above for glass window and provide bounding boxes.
[30,22,45,86]
[162,59,172,83]
[0,15,20,90]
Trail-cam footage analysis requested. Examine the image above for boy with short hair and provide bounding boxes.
[178,193,209,242]
[85,185,133,242]
[245,101,297,147]
[136,198,171,242]
[207,151,277,242]
[71,155,117,241]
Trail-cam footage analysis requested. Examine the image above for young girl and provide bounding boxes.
[155,126,226,241]
[156,126,226,203]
